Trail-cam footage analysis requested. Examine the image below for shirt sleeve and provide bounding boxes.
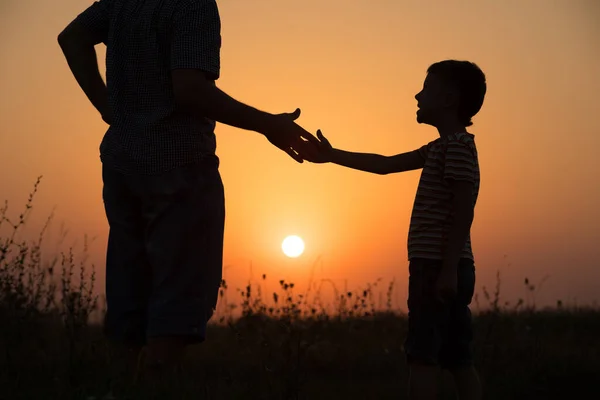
[73,0,111,45]
[443,140,477,184]
[171,0,221,80]
[417,143,429,160]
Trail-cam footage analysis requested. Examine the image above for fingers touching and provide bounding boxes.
[285,147,303,163]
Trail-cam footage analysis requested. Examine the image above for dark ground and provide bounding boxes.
[2,309,599,400]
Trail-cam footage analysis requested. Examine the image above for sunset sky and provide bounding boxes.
[1,0,599,309]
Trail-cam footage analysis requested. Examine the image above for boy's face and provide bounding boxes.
[415,73,458,126]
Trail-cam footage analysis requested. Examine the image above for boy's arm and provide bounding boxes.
[311,130,426,174]
[442,181,475,272]
[436,179,474,301]
[329,149,425,175]
[440,140,477,276]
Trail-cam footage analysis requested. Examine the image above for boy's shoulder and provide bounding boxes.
[446,132,478,155]
[447,131,476,144]
[419,132,478,159]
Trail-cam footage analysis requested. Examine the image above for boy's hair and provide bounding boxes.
[427,60,487,127]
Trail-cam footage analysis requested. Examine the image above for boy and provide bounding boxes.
[308,60,486,400]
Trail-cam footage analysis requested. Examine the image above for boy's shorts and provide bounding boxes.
[404,258,476,369]
[101,158,225,346]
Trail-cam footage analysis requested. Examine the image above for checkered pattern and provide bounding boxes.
[74,0,222,175]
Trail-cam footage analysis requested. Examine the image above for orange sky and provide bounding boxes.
[1,0,599,310]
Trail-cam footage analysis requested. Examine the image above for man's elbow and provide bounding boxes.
[57,29,70,47]
[58,29,81,50]
[58,21,77,43]
[172,70,216,115]
[173,87,207,115]
[58,22,94,49]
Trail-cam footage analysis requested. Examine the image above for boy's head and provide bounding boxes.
[415,60,486,128]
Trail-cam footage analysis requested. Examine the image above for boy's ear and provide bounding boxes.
[444,88,460,108]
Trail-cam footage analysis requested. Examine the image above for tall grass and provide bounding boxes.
[1,177,98,326]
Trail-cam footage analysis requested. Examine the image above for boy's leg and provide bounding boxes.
[139,160,225,381]
[404,259,445,400]
[440,259,481,400]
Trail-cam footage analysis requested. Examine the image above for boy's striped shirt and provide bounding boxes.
[408,132,480,261]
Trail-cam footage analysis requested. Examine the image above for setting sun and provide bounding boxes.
[281,235,305,258]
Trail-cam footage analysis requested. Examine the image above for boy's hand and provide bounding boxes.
[262,108,321,163]
[435,267,458,302]
[304,129,334,163]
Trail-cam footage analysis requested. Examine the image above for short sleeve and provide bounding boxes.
[73,0,111,45]
[171,0,221,79]
[443,140,476,183]
[417,143,429,160]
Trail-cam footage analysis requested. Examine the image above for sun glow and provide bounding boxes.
[281,235,305,258]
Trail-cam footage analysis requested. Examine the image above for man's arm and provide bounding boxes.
[327,149,425,175]
[172,70,280,134]
[58,23,110,123]
[58,2,111,123]
[172,69,318,163]
[171,1,318,162]
[169,0,277,132]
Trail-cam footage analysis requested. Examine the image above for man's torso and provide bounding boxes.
[81,0,221,175]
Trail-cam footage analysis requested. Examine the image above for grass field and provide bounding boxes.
[2,182,600,400]
[3,306,600,399]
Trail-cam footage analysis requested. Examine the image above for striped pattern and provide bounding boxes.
[74,0,222,175]
[408,132,480,261]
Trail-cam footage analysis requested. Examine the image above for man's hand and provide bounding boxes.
[435,266,458,302]
[262,108,321,163]
[302,129,334,163]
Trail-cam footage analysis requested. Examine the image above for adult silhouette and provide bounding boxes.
[58,0,319,384]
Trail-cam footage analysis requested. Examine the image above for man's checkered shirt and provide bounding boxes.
[75,0,221,175]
